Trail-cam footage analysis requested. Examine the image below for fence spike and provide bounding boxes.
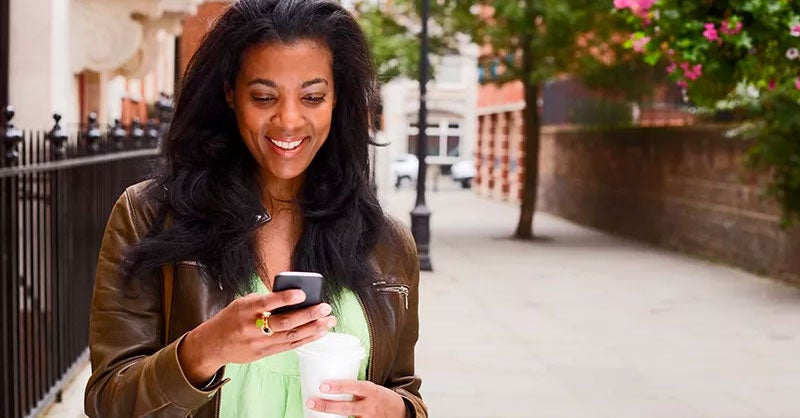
[4,105,23,165]
[156,92,174,124]
[47,113,68,160]
[85,112,101,155]
[130,117,144,149]
[110,119,126,151]
[145,118,159,148]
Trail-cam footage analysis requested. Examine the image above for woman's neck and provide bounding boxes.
[260,171,304,214]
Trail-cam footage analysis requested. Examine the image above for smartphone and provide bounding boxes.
[271,272,324,315]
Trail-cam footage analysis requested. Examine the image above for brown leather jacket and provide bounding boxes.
[84,181,426,418]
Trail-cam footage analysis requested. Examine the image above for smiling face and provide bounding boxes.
[227,39,335,190]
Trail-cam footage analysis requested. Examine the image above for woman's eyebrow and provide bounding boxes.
[246,78,277,88]
[301,78,328,88]
[245,78,329,89]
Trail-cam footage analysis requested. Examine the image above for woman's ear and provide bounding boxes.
[224,82,235,110]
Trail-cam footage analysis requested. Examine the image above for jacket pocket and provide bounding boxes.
[372,280,410,310]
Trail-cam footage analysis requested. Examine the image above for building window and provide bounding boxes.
[407,118,463,160]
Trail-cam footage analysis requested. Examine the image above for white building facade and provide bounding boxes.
[375,46,479,199]
[6,0,203,129]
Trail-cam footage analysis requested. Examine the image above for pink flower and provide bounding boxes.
[693,64,702,76]
[677,80,688,89]
[791,25,800,37]
[769,79,776,90]
[666,62,677,74]
[795,77,800,90]
[637,0,656,9]
[631,35,651,53]
[613,0,631,9]
[720,19,742,36]
[616,0,655,16]
[681,63,702,81]
[614,0,655,23]
[703,23,721,43]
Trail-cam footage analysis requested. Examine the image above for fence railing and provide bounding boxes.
[1,106,165,418]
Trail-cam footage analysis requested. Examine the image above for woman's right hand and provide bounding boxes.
[177,290,337,387]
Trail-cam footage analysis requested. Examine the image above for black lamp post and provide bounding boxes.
[411,0,433,271]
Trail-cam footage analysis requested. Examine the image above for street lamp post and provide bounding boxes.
[411,0,433,271]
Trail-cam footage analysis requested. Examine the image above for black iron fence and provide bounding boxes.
[1,106,165,418]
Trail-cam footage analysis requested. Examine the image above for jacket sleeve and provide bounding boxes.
[84,189,223,417]
[383,220,428,418]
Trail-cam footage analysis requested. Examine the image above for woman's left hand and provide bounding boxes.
[306,380,407,418]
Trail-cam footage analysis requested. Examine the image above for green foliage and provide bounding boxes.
[353,0,459,83]
[359,0,651,97]
[615,0,800,225]
[742,91,800,226]
[428,0,649,98]
[355,2,420,83]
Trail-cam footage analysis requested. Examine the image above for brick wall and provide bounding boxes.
[537,125,800,282]
[539,127,800,279]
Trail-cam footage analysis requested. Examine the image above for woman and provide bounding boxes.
[84,1,425,417]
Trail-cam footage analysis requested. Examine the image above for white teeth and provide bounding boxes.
[269,138,304,150]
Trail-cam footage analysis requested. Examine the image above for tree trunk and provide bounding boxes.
[514,81,541,239]
[513,0,540,239]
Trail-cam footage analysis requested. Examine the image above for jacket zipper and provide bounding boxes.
[372,281,410,310]
[354,290,376,381]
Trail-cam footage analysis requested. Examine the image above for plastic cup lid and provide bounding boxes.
[295,332,366,360]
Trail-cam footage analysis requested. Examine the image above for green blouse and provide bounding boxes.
[219,277,371,418]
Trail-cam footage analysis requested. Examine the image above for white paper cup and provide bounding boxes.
[295,333,367,418]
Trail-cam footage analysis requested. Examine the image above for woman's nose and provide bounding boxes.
[274,99,304,131]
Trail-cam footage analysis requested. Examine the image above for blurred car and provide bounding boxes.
[450,159,476,189]
[391,153,419,189]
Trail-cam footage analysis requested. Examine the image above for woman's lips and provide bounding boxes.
[266,136,309,157]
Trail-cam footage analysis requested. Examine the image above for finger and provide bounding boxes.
[307,398,364,417]
[285,329,327,349]
[319,380,375,397]
[273,316,337,345]
[255,330,328,359]
[270,303,333,332]
[240,289,306,313]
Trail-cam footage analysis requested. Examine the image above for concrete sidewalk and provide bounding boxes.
[45,184,800,417]
[384,184,800,418]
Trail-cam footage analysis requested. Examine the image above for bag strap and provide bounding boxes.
[162,263,174,346]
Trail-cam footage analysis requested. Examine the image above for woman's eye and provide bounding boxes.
[252,96,275,103]
[304,96,325,104]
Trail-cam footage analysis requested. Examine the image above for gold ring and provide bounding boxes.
[255,311,273,336]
